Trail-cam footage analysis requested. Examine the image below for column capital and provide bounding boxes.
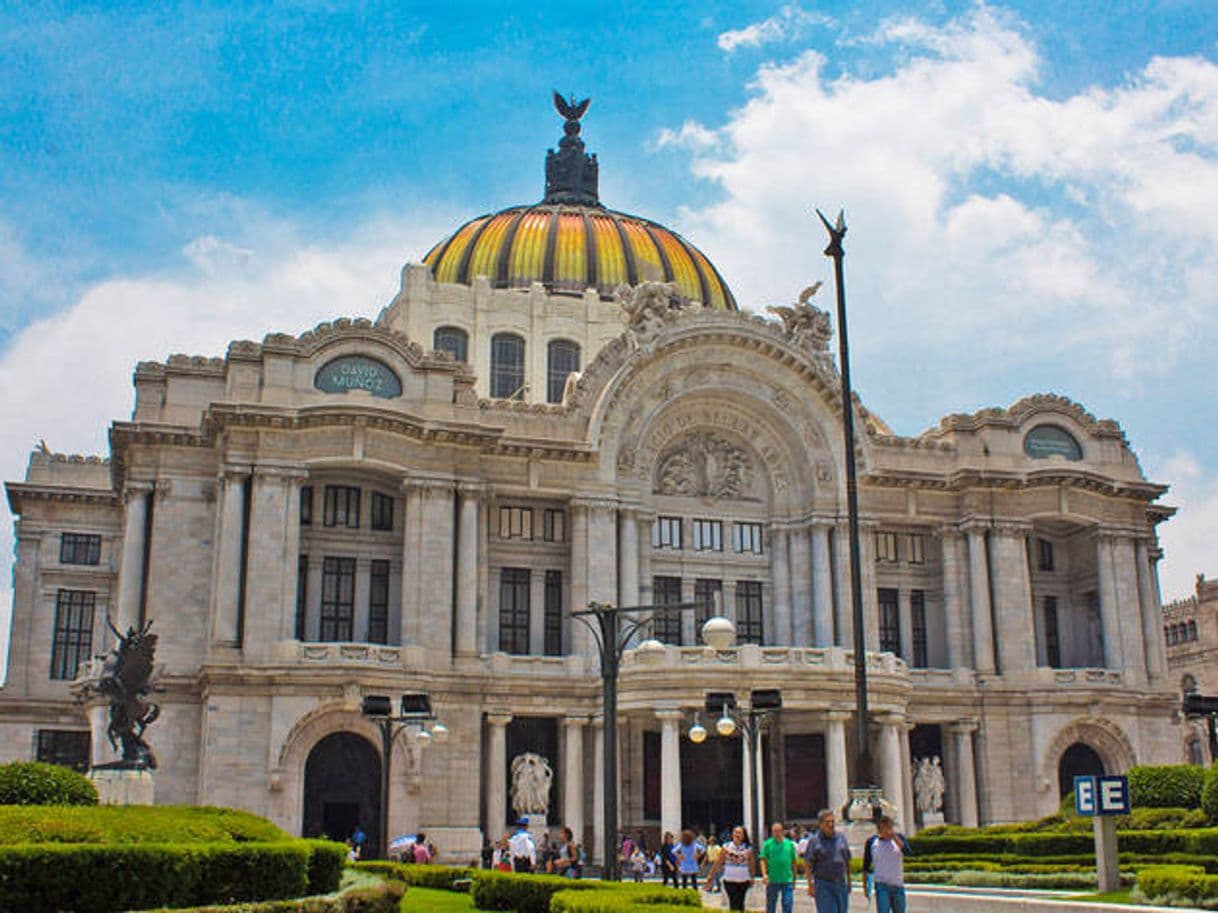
[873,711,906,726]
[252,464,309,485]
[153,479,174,501]
[946,718,979,734]
[456,480,488,499]
[654,708,684,723]
[219,465,251,482]
[824,709,852,723]
[563,715,590,730]
[402,475,455,497]
[959,519,991,535]
[486,711,513,727]
[933,524,965,541]
[123,480,154,503]
[990,519,1033,537]
[570,496,618,513]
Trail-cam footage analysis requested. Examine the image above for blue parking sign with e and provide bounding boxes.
[1074,775,1130,816]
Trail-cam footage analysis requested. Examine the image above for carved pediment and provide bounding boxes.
[655,432,757,500]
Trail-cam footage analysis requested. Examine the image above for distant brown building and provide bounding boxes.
[1164,573,1218,764]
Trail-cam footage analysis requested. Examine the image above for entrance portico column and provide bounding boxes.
[592,717,605,864]
[811,521,834,647]
[947,720,979,827]
[938,527,968,668]
[825,711,850,814]
[618,507,639,609]
[485,713,511,839]
[965,525,996,673]
[657,710,683,838]
[769,525,792,646]
[563,717,588,849]
[456,484,481,657]
[875,713,905,829]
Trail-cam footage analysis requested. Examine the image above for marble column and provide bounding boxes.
[592,717,605,864]
[456,484,480,657]
[900,722,915,834]
[399,481,423,647]
[486,713,511,838]
[898,590,915,666]
[563,717,587,847]
[244,467,306,653]
[1095,533,1124,670]
[860,525,881,653]
[116,482,152,633]
[789,526,813,646]
[825,711,850,815]
[989,525,1036,674]
[755,731,767,830]
[742,729,755,838]
[1135,539,1166,682]
[280,472,303,641]
[965,527,996,674]
[570,502,590,654]
[939,529,969,669]
[1113,536,1147,685]
[876,715,905,829]
[638,513,655,606]
[418,482,455,656]
[618,507,640,609]
[657,710,683,838]
[832,525,855,649]
[211,471,245,646]
[948,720,979,827]
[529,570,547,655]
[769,526,793,647]
[811,522,835,647]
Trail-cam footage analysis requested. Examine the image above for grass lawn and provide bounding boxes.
[1062,888,1139,905]
[400,886,477,913]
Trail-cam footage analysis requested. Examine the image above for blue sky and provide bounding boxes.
[2,0,1217,614]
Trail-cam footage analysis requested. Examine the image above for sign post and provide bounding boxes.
[1074,774,1129,893]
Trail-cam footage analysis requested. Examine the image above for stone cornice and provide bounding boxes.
[925,393,1126,441]
[5,481,120,513]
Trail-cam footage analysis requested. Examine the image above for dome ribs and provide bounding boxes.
[640,222,676,287]
[607,210,638,287]
[541,208,561,293]
[495,208,527,288]
[454,214,496,285]
[581,210,598,293]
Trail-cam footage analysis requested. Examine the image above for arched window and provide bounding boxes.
[1188,620,1198,641]
[433,326,468,363]
[546,339,580,403]
[1058,742,1104,798]
[490,333,525,399]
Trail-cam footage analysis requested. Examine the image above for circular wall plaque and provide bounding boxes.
[314,355,402,398]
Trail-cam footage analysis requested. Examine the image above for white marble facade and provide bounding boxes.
[1,259,1181,862]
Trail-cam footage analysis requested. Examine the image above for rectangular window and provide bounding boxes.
[736,581,764,645]
[59,533,101,566]
[694,578,722,628]
[652,516,682,549]
[498,568,531,655]
[50,590,95,680]
[320,557,355,641]
[295,555,308,640]
[692,519,723,552]
[1044,595,1061,668]
[368,559,390,644]
[878,587,900,655]
[876,532,898,563]
[35,730,90,773]
[1038,538,1055,572]
[543,509,566,543]
[370,492,394,531]
[499,506,534,541]
[300,486,313,526]
[323,486,361,529]
[907,534,925,565]
[652,576,683,645]
[732,522,764,555]
[544,570,563,656]
[910,589,927,667]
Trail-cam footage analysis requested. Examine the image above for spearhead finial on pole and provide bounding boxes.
[816,208,847,258]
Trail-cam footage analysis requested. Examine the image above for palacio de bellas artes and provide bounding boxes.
[0,96,1181,863]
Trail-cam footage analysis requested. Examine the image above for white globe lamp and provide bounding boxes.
[701,616,736,651]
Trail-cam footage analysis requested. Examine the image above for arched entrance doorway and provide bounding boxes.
[303,732,381,857]
[1058,742,1104,798]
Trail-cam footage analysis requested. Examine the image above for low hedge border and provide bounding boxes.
[353,861,475,890]
[0,839,345,913]
[469,870,700,913]
[911,825,1218,858]
[550,886,702,913]
[133,876,405,913]
[1136,864,1218,905]
[0,804,291,845]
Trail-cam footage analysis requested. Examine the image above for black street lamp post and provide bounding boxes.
[695,690,783,838]
[573,600,735,881]
[361,693,447,859]
[816,209,878,811]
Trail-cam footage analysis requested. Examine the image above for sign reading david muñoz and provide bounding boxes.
[314,356,402,398]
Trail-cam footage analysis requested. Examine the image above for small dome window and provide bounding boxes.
[1024,424,1083,461]
[434,326,469,363]
[490,333,526,400]
[546,339,580,403]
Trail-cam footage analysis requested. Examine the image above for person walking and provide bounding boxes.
[760,821,798,913]
[803,809,852,913]
[659,832,678,887]
[862,816,910,913]
[552,826,581,878]
[508,818,536,873]
[705,836,723,893]
[673,829,703,890]
[704,825,755,913]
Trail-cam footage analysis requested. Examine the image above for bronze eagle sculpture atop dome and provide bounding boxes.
[553,92,590,124]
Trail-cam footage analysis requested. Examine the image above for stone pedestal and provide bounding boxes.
[919,811,945,829]
[424,826,484,866]
[525,814,548,844]
[90,767,155,805]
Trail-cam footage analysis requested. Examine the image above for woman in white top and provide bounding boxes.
[704,826,756,912]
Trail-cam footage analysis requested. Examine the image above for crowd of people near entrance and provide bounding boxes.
[478,810,911,913]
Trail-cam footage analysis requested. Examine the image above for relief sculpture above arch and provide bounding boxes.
[655,432,755,500]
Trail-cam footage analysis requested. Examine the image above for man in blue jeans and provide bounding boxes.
[759,821,797,913]
[804,809,852,913]
[862,815,911,913]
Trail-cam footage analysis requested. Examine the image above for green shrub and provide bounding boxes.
[550,886,702,913]
[302,840,346,895]
[0,841,312,913]
[1128,764,1207,809]
[1203,765,1218,824]
[469,871,698,913]
[353,861,474,890]
[131,878,405,913]
[1137,864,1218,903]
[0,760,98,806]
[1118,806,1208,830]
[0,804,290,844]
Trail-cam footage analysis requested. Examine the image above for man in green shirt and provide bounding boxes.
[760,821,798,913]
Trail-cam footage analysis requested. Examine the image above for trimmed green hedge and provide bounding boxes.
[1128,764,1207,809]
[550,886,702,913]
[353,861,475,890]
[0,840,345,913]
[1137,864,1218,903]
[0,760,98,806]
[469,871,700,913]
[0,804,290,844]
[1203,765,1218,823]
[912,826,1218,858]
[133,879,405,913]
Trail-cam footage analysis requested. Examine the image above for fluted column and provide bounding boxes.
[486,713,511,838]
[116,482,152,633]
[245,467,307,653]
[965,526,996,674]
[399,480,423,646]
[939,528,968,668]
[618,507,639,609]
[657,710,683,837]
[1136,539,1166,682]
[570,502,590,654]
[811,522,834,647]
[211,471,245,646]
[860,524,881,652]
[742,726,755,837]
[989,524,1036,674]
[825,711,850,814]
[563,717,587,846]
[898,590,915,665]
[1113,536,1147,685]
[638,512,655,606]
[789,525,813,646]
[592,717,605,864]
[948,720,979,827]
[1095,533,1123,670]
[876,714,906,829]
[832,525,855,649]
[900,721,915,834]
[770,525,793,646]
[416,481,455,656]
[456,484,480,656]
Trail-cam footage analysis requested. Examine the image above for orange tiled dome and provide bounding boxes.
[422,203,736,310]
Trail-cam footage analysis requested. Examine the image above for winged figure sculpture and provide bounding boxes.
[553,91,591,123]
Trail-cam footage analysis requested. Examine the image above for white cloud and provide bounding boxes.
[717,5,834,53]
[0,211,447,679]
[1148,451,1218,602]
[653,120,721,152]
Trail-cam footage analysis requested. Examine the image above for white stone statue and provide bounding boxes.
[510,752,553,817]
[616,280,690,338]
[913,755,946,814]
